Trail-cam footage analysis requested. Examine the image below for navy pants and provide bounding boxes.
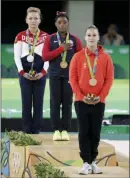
[19,75,46,134]
[49,77,73,131]
[75,101,105,163]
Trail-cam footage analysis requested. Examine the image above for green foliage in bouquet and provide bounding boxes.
[6,130,41,146]
[34,162,69,178]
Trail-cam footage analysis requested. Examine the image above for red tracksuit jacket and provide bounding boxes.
[69,45,114,103]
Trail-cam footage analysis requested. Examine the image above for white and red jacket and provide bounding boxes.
[14,29,49,76]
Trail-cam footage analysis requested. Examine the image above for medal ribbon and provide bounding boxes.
[26,29,40,56]
[56,32,69,62]
[85,48,98,79]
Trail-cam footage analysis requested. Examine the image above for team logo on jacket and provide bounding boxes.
[68,40,73,46]
[84,63,87,68]
[21,35,47,45]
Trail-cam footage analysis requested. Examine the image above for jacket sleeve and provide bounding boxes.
[14,33,24,75]
[41,61,49,75]
[42,35,64,61]
[69,54,84,100]
[99,55,114,102]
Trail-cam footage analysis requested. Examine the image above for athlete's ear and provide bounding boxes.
[25,17,28,24]
[98,34,100,42]
[55,21,57,28]
[39,18,41,24]
[84,35,87,41]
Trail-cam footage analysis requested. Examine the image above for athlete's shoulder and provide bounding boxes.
[40,30,49,37]
[14,30,26,43]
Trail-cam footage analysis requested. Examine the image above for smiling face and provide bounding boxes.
[85,28,99,47]
[26,11,41,29]
[55,16,69,33]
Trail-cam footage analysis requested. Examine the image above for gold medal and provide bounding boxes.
[89,78,97,86]
[60,61,68,69]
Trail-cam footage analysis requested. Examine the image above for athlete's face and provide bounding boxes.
[55,17,69,33]
[26,12,41,28]
[85,28,99,47]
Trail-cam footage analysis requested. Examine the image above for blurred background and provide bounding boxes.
[1,1,129,133]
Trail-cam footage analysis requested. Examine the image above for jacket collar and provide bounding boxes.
[85,45,104,56]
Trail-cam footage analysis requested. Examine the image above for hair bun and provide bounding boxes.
[56,11,66,15]
[27,7,41,14]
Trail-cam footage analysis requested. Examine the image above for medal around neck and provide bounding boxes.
[27,55,34,62]
[60,61,68,69]
[89,78,97,86]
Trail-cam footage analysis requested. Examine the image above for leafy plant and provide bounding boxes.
[6,130,41,146]
[34,162,69,178]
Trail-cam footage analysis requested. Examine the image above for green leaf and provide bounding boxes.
[6,130,41,146]
[33,162,69,178]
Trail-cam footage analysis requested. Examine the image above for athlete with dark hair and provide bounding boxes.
[42,11,82,141]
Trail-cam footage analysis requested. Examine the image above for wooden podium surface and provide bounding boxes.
[59,166,129,178]
[2,133,129,178]
[29,134,117,167]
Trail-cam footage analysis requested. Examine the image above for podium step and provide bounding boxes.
[58,166,129,178]
[31,134,117,166]
[1,134,128,178]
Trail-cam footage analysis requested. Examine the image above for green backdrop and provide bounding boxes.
[1,45,129,79]
[1,45,129,118]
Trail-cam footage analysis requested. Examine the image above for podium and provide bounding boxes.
[24,134,118,177]
[2,134,129,178]
[27,134,117,167]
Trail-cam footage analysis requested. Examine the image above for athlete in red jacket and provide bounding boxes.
[69,25,114,175]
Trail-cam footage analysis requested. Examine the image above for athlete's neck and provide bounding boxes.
[87,45,98,53]
[58,31,68,38]
[29,27,39,35]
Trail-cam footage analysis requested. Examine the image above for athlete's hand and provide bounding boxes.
[23,73,33,80]
[82,96,94,105]
[34,73,44,80]
[92,97,100,105]
[82,96,100,105]
[60,43,72,51]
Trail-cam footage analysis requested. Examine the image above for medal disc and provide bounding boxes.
[27,55,34,62]
[89,78,97,86]
[60,61,68,69]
